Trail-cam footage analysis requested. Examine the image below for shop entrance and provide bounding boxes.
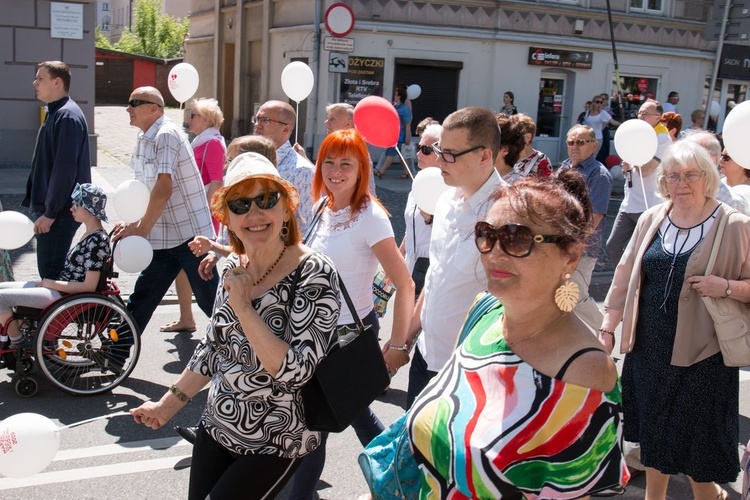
[534,72,573,164]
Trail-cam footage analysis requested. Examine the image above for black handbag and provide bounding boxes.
[298,201,391,432]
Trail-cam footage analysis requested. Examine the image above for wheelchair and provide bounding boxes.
[0,257,141,398]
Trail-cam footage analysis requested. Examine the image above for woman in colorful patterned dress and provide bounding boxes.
[131,154,341,500]
[407,170,629,498]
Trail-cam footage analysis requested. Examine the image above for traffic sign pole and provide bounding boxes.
[705,0,732,130]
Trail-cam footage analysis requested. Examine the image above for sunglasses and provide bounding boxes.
[431,142,484,163]
[474,221,571,258]
[593,100,603,104]
[227,192,281,214]
[128,99,161,108]
[566,139,596,146]
[251,115,288,126]
[417,144,434,155]
[721,153,732,162]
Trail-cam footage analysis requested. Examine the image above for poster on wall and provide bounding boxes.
[338,56,385,105]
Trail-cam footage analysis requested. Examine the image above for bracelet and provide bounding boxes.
[387,342,409,351]
[598,328,615,338]
[169,384,192,404]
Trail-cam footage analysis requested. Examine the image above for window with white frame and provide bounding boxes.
[102,2,109,11]
[631,0,664,13]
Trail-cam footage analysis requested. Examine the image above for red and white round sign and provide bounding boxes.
[325,3,355,38]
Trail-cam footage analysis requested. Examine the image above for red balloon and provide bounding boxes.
[353,96,399,148]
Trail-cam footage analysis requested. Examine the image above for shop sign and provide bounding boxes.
[719,44,750,80]
[528,47,593,69]
[339,56,385,105]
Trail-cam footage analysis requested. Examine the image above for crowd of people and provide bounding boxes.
[1,62,748,499]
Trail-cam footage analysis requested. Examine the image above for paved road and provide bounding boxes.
[0,106,747,498]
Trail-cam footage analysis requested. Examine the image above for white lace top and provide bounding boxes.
[307,199,394,324]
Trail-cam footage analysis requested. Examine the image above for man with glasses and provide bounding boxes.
[606,99,670,266]
[404,107,504,408]
[253,100,314,233]
[23,61,92,279]
[114,86,218,334]
[560,125,612,334]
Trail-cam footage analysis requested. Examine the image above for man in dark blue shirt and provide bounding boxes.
[23,61,91,279]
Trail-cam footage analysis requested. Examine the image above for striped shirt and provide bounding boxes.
[130,116,214,250]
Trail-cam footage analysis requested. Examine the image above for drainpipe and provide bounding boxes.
[305,0,322,159]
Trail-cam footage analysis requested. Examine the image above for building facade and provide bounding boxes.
[0,0,97,167]
[187,0,748,163]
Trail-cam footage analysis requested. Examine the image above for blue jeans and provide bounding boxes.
[33,210,80,279]
[289,309,385,500]
[127,239,218,333]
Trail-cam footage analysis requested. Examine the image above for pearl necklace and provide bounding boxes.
[503,312,566,348]
[236,245,287,286]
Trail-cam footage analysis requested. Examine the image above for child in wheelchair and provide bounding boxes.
[0,183,111,348]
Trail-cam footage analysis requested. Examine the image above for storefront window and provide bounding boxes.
[610,75,659,120]
[536,78,565,138]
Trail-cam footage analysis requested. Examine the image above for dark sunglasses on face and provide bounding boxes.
[417,144,434,155]
[566,139,596,147]
[474,221,572,258]
[227,192,281,214]
[128,99,161,108]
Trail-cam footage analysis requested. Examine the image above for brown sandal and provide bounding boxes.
[374,171,384,179]
[159,320,197,333]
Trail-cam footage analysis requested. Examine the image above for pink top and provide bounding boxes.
[193,138,225,186]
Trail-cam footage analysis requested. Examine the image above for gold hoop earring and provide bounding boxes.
[554,273,580,313]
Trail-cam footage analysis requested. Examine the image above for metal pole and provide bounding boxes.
[605,0,626,123]
[704,0,733,130]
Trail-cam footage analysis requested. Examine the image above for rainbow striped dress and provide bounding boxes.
[407,297,629,499]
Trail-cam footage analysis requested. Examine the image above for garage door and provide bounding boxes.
[96,59,134,105]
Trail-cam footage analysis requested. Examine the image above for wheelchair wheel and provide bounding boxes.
[15,377,38,398]
[35,294,141,396]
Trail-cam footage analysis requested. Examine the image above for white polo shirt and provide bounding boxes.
[418,170,505,372]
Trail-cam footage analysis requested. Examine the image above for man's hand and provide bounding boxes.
[198,253,218,281]
[621,161,632,174]
[189,236,212,257]
[293,143,308,160]
[112,221,145,242]
[34,215,55,234]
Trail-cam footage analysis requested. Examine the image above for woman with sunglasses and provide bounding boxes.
[160,98,227,334]
[0,183,111,348]
[131,153,341,500]
[601,140,750,500]
[583,95,619,159]
[398,123,442,296]
[719,148,750,212]
[407,170,629,498]
[290,128,415,499]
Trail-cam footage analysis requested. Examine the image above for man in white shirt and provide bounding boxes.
[253,100,315,233]
[606,99,670,267]
[662,91,679,113]
[114,86,217,333]
[404,107,505,408]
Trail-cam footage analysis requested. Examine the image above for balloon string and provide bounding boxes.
[395,148,414,180]
[636,165,649,210]
[58,410,130,430]
[295,102,300,148]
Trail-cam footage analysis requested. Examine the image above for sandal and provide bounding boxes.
[399,174,411,179]
[160,320,197,333]
[374,171,384,179]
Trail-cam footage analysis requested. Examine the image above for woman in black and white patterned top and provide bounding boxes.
[131,153,341,500]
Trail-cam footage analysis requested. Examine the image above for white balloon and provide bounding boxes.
[281,62,314,102]
[609,165,624,181]
[412,168,450,215]
[0,211,34,250]
[167,63,200,104]
[710,100,721,117]
[113,180,150,224]
[613,119,658,166]
[722,100,750,169]
[406,84,421,100]
[0,413,60,478]
[114,236,153,274]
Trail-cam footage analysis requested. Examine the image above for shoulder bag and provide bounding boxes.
[701,209,750,367]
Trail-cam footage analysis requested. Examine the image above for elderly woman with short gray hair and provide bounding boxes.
[601,139,750,499]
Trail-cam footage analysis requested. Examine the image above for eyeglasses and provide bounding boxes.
[251,115,288,126]
[665,171,705,184]
[566,139,596,147]
[593,100,603,104]
[721,153,732,162]
[474,221,572,258]
[227,192,281,214]
[128,99,161,108]
[431,142,484,163]
[417,145,434,156]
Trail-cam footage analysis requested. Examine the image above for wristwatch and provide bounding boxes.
[725,279,732,297]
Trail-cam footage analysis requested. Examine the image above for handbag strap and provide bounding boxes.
[338,274,367,333]
[705,209,734,275]
[303,196,329,245]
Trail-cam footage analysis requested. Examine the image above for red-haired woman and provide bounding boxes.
[290,128,415,499]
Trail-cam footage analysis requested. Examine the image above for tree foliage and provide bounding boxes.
[95,27,113,50]
[114,0,188,59]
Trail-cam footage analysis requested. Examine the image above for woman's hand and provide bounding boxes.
[130,401,174,430]
[224,267,260,311]
[382,345,410,375]
[198,253,218,281]
[686,275,728,298]
[599,330,615,354]
[36,279,52,289]
[189,236,212,257]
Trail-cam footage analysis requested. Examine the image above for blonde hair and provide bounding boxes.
[190,97,225,129]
